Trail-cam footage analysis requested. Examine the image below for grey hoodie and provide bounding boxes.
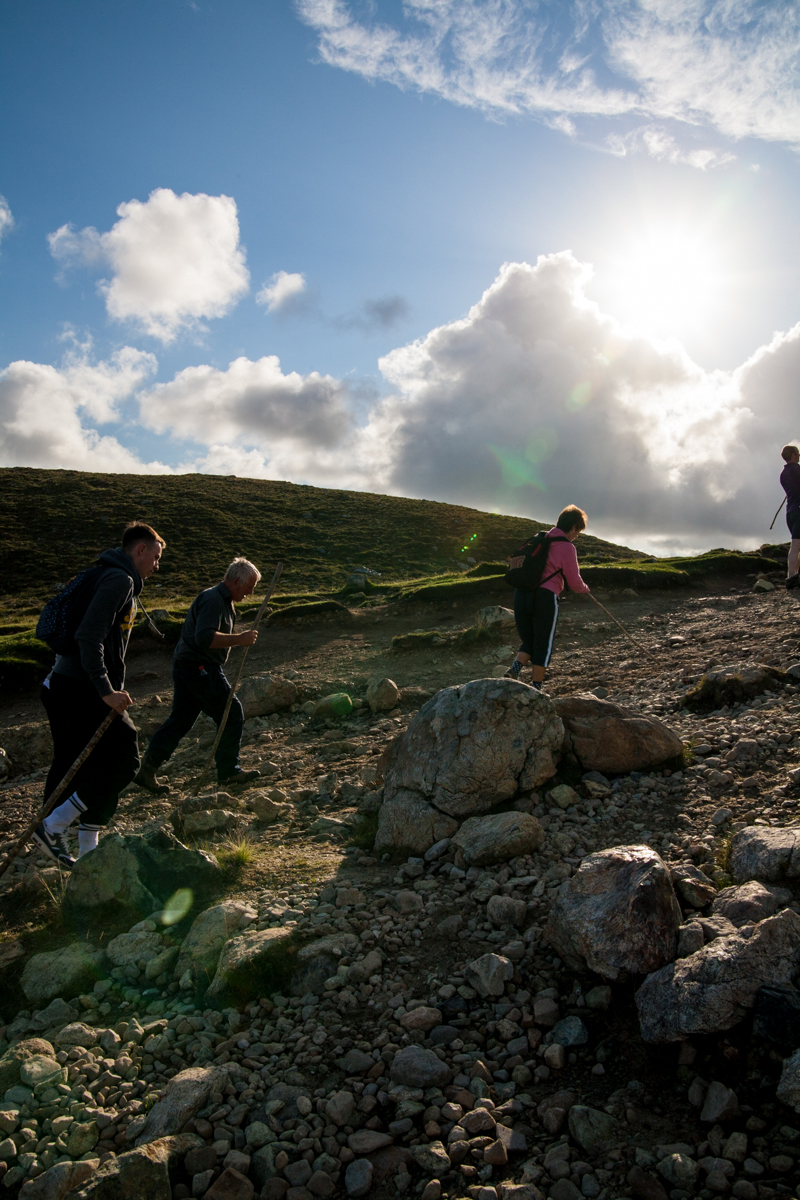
[52,549,143,697]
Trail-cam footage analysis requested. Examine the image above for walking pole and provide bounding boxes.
[770,498,786,531]
[0,709,117,880]
[587,592,657,660]
[194,562,284,794]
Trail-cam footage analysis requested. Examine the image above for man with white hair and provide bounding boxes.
[135,557,262,793]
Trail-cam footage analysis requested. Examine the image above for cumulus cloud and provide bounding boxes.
[296,0,800,156]
[256,270,308,312]
[138,355,358,483]
[345,252,795,550]
[8,249,800,552]
[48,188,249,342]
[0,197,14,249]
[0,343,170,473]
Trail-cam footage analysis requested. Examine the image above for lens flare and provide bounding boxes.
[161,887,194,926]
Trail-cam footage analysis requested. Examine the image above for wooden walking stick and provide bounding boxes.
[587,592,657,660]
[770,497,787,531]
[194,562,284,793]
[0,709,117,879]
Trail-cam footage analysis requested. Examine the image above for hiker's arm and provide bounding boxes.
[209,630,258,648]
[561,545,591,594]
[75,574,132,697]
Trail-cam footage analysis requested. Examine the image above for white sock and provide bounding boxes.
[44,792,84,835]
[78,827,100,857]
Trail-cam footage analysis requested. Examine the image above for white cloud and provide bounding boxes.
[8,249,800,553]
[256,270,307,312]
[607,124,736,169]
[48,188,249,342]
[296,0,800,155]
[138,354,357,483]
[0,344,170,473]
[0,197,14,248]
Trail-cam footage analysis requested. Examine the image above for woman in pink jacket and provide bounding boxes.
[505,505,590,692]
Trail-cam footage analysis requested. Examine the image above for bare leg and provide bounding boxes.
[789,540,800,577]
[514,652,531,665]
[531,665,546,683]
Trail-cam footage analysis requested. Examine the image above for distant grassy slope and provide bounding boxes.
[0,467,643,615]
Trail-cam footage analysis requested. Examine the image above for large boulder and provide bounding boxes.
[476,606,516,630]
[236,673,297,719]
[554,695,682,773]
[135,1066,228,1145]
[206,927,297,1002]
[452,812,545,866]
[712,881,787,927]
[106,930,163,970]
[20,943,106,1005]
[374,791,459,855]
[69,1134,201,1199]
[173,900,253,989]
[729,826,800,883]
[635,909,800,1042]
[1,722,53,776]
[65,828,221,918]
[377,680,562,853]
[544,846,682,980]
[0,1039,55,1093]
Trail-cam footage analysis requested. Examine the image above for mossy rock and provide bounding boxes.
[682,663,786,712]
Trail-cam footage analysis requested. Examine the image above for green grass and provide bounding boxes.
[348,811,380,850]
[0,466,643,616]
[0,628,54,690]
[217,834,258,869]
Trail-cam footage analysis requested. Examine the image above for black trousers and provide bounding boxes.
[513,587,559,666]
[145,661,243,779]
[42,675,139,826]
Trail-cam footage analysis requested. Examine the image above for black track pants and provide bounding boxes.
[145,661,243,779]
[513,587,559,667]
[41,675,139,826]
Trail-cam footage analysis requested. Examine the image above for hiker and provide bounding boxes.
[135,557,263,794]
[505,505,590,691]
[34,522,166,868]
[780,445,800,587]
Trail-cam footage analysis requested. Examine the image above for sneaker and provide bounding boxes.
[218,767,261,788]
[504,661,524,680]
[134,761,171,795]
[787,574,800,590]
[32,822,75,870]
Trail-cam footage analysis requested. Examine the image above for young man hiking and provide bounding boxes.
[135,557,262,794]
[505,505,590,692]
[34,522,166,868]
[780,445,800,587]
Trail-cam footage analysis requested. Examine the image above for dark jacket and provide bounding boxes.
[173,582,236,668]
[52,549,142,697]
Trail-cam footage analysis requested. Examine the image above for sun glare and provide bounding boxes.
[599,224,725,341]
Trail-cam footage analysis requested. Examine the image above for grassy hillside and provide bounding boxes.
[0,467,643,616]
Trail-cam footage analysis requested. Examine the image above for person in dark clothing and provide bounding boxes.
[34,523,166,868]
[780,445,800,587]
[135,558,262,794]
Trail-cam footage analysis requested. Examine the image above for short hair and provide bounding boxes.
[782,445,799,463]
[225,557,261,585]
[122,522,166,551]
[556,505,587,533]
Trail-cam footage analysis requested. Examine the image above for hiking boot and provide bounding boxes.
[218,767,261,788]
[134,760,170,795]
[504,660,524,680]
[32,822,75,870]
[787,574,800,590]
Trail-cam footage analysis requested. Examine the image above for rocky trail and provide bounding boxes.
[1,578,800,1200]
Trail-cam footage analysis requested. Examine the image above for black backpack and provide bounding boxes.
[504,531,569,592]
[36,565,107,654]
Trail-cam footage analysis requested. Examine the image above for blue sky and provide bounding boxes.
[2,0,800,553]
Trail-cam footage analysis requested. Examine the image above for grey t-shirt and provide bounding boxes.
[174,582,235,668]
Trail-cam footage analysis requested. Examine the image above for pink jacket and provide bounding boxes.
[540,528,590,597]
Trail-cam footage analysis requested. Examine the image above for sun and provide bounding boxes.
[598,222,725,341]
